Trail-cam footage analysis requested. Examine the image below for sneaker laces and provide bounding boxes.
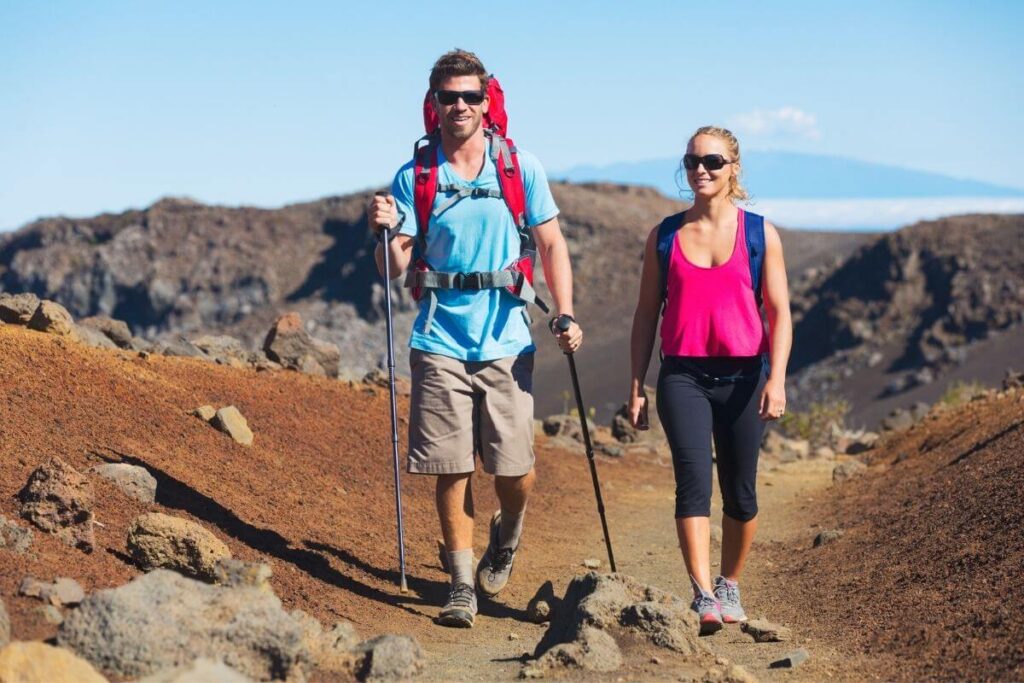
[446,583,475,610]
[714,579,740,606]
[693,592,718,612]
[489,546,515,576]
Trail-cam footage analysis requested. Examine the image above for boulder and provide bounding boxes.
[0,292,41,325]
[17,457,95,552]
[127,513,232,582]
[351,635,425,681]
[770,648,810,669]
[73,324,118,350]
[190,335,249,366]
[542,414,595,443]
[27,300,77,338]
[832,459,867,483]
[880,409,914,432]
[263,312,340,378]
[610,405,640,443]
[0,515,33,554]
[0,598,8,647]
[78,316,134,348]
[57,569,308,681]
[18,577,85,607]
[210,406,254,446]
[291,610,359,675]
[135,658,255,682]
[526,573,707,677]
[761,430,810,461]
[0,641,108,683]
[90,463,157,503]
[153,337,205,359]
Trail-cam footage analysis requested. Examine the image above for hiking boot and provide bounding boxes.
[476,510,518,597]
[713,575,747,624]
[690,579,723,635]
[437,582,477,628]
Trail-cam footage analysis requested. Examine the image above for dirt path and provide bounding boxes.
[360,442,879,682]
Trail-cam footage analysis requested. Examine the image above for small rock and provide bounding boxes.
[18,577,85,606]
[812,446,835,460]
[832,459,867,483]
[39,604,64,625]
[813,530,844,548]
[211,406,254,446]
[650,656,662,665]
[136,658,255,682]
[610,404,641,443]
[881,409,914,432]
[866,351,884,367]
[0,292,41,324]
[17,456,95,552]
[527,581,558,624]
[155,336,205,358]
[214,558,273,591]
[582,558,601,569]
[291,610,359,675]
[191,405,216,422]
[27,300,77,338]
[352,634,425,681]
[597,444,624,458]
[509,632,520,641]
[741,618,792,642]
[90,463,158,504]
[910,401,931,421]
[0,641,108,682]
[191,335,249,365]
[770,648,809,668]
[0,515,33,554]
[127,512,232,582]
[1002,368,1024,391]
[542,414,595,443]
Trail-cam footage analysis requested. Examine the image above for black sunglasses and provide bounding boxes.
[435,89,486,106]
[682,154,733,171]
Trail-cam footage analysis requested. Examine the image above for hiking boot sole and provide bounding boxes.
[437,609,474,628]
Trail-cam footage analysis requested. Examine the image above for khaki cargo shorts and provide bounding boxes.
[407,349,535,477]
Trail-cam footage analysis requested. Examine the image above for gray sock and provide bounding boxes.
[498,508,525,549]
[447,548,474,587]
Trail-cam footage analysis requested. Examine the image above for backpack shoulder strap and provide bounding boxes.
[656,211,686,300]
[412,134,440,250]
[489,131,531,244]
[743,210,766,307]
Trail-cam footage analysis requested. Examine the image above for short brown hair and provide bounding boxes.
[429,49,489,92]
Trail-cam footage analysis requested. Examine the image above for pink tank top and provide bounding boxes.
[660,208,769,357]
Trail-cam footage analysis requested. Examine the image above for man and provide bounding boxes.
[367,48,581,628]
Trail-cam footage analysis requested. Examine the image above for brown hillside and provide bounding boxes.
[775,386,1024,681]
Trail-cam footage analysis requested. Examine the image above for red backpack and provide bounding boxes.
[404,76,548,333]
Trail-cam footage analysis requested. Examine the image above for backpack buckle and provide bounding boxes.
[452,272,483,290]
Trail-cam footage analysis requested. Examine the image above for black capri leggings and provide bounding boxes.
[656,356,766,522]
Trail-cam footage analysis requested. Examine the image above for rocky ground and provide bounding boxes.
[3,307,1023,681]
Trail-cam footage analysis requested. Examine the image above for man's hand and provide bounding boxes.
[368,192,398,235]
[550,314,583,353]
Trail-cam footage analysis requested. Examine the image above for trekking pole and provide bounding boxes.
[375,190,408,594]
[554,316,617,572]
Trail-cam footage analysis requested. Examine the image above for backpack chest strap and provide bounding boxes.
[405,269,519,291]
[432,183,504,218]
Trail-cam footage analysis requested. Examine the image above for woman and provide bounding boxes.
[627,126,792,634]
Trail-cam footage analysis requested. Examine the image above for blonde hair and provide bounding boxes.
[685,126,749,202]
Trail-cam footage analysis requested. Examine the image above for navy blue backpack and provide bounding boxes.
[655,209,766,307]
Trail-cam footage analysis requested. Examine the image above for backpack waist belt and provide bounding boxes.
[405,263,549,334]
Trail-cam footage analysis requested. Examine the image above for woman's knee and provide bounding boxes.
[722,496,758,522]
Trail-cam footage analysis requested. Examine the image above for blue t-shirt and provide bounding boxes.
[391,145,559,361]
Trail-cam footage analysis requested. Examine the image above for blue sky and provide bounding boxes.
[2,0,1022,231]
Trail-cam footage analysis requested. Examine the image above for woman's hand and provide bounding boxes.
[759,376,786,421]
[628,387,649,430]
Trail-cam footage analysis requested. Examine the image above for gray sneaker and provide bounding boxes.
[691,577,723,635]
[437,582,477,628]
[713,575,747,623]
[476,510,518,597]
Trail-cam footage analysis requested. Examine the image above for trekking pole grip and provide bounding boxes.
[553,314,576,355]
[374,190,392,243]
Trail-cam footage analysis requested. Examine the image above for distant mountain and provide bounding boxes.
[558,151,1024,200]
